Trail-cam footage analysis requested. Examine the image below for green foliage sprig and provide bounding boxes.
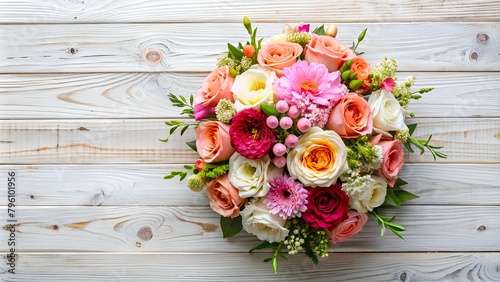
[404,124,447,160]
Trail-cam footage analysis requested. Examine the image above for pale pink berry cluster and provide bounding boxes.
[265,100,312,168]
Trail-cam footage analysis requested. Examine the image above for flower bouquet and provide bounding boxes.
[163,17,446,273]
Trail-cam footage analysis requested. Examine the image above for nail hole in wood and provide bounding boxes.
[399,272,407,281]
[470,51,479,60]
[52,225,59,231]
[68,47,78,55]
[476,33,489,45]
[477,225,486,231]
[144,49,162,65]
[29,195,35,199]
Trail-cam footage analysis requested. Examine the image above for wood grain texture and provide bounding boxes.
[0,164,498,206]
[1,118,499,164]
[1,23,499,73]
[1,72,498,119]
[1,0,499,23]
[1,253,500,282]
[1,206,499,252]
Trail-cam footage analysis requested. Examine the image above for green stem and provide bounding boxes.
[272,241,284,274]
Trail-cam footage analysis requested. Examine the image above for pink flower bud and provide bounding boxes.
[285,134,299,148]
[288,105,300,119]
[266,116,279,129]
[195,159,205,171]
[297,118,311,132]
[243,44,255,58]
[273,156,287,168]
[276,100,289,113]
[273,143,287,156]
[381,77,396,92]
[295,23,310,33]
[279,117,293,130]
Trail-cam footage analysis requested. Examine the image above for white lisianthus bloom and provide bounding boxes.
[368,89,408,136]
[241,198,289,243]
[229,152,283,198]
[287,127,348,187]
[231,65,277,112]
[342,175,387,213]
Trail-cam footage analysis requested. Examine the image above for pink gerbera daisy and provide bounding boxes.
[265,174,308,220]
[274,60,344,107]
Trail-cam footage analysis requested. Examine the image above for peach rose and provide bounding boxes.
[326,93,373,138]
[304,34,356,72]
[206,174,245,218]
[194,66,234,120]
[257,41,303,77]
[370,134,405,187]
[287,127,348,187]
[350,57,372,94]
[329,210,368,243]
[195,121,234,163]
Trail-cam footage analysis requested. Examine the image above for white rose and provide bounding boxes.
[287,127,348,187]
[231,65,277,112]
[368,89,408,136]
[241,198,289,243]
[229,152,283,198]
[343,175,387,213]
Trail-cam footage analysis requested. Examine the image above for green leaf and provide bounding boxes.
[272,257,278,274]
[383,188,401,207]
[404,141,414,153]
[249,241,277,253]
[394,178,408,188]
[312,24,326,35]
[260,103,279,116]
[220,215,243,238]
[407,123,418,136]
[163,175,175,179]
[227,43,244,60]
[186,140,197,151]
[395,190,420,204]
[180,125,189,135]
[263,257,273,263]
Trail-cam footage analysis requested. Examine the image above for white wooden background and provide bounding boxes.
[1,1,500,281]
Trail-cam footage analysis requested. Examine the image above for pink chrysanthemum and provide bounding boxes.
[274,60,344,108]
[265,174,308,220]
[229,108,276,159]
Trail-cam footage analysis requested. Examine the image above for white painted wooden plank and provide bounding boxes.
[0,72,498,119]
[1,252,500,282]
[0,164,498,206]
[1,118,498,164]
[1,0,498,23]
[1,206,498,252]
[1,23,498,73]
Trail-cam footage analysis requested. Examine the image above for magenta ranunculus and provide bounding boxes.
[229,108,276,159]
[302,183,349,229]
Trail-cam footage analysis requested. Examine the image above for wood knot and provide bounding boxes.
[137,226,153,241]
[135,242,142,248]
[477,225,486,231]
[79,126,88,131]
[51,224,59,231]
[67,47,79,55]
[399,272,407,281]
[476,33,489,45]
[143,49,162,65]
[469,51,479,60]
[29,195,35,199]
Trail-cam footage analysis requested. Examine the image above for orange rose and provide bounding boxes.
[304,34,356,72]
[326,93,373,138]
[194,66,234,120]
[350,57,372,94]
[195,121,234,163]
[257,41,303,77]
[206,174,245,218]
